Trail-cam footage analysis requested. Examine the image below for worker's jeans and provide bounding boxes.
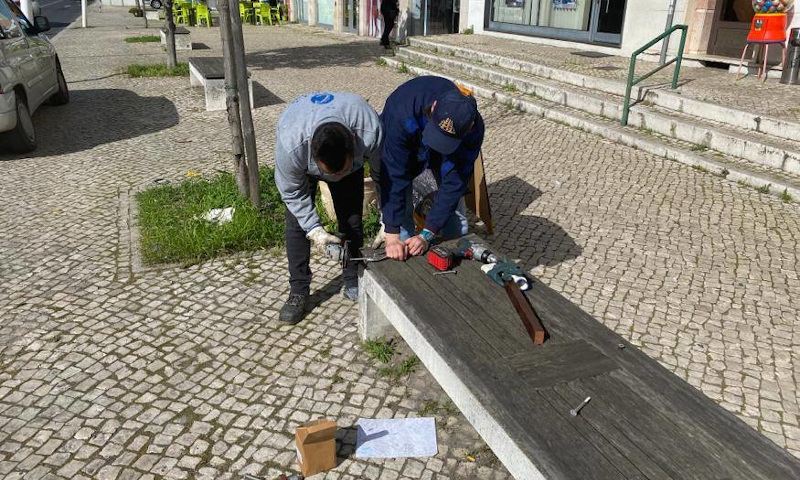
[285,170,364,296]
[381,11,398,46]
[398,188,468,241]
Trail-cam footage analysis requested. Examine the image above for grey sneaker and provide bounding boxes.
[279,293,307,324]
[342,285,359,302]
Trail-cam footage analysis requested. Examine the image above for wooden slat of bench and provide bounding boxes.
[506,340,617,388]
[373,258,628,479]
[188,57,224,79]
[550,382,673,480]
[524,276,800,478]
[364,234,800,479]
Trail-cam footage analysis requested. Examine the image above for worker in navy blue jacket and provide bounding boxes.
[372,76,485,260]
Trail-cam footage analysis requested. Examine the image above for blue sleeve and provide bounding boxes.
[379,129,414,235]
[424,119,484,234]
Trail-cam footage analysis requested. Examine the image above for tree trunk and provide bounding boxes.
[217,0,249,197]
[164,0,177,68]
[227,0,260,207]
[135,0,147,28]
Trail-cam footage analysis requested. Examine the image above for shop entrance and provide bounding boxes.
[487,0,627,46]
[342,0,358,32]
[410,0,459,36]
[710,0,754,57]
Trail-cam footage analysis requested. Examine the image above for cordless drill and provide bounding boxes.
[457,237,499,264]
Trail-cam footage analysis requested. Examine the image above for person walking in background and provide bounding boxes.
[380,0,399,48]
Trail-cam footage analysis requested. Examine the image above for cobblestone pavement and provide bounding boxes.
[0,6,798,480]
[419,33,800,122]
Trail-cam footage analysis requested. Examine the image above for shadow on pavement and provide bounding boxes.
[252,81,284,108]
[488,175,582,269]
[247,41,380,71]
[0,89,179,159]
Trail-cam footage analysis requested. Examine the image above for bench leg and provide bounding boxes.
[190,64,202,87]
[204,79,227,111]
[358,271,397,342]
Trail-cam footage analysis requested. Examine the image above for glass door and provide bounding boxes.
[317,0,334,26]
[342,0,358,32]
[294,0,307,23]
[590,0,626,44]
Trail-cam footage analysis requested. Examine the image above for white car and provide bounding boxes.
[0,0,68,153]
[11,0,40,17]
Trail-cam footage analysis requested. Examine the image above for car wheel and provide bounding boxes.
[49,61,70,105]
[150,0,162,9]
[1,95,36,154]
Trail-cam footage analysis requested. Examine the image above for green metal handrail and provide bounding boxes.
[621,24,688,126]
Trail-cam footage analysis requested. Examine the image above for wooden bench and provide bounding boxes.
[160,27,191,51]
[188,57,254,112]
[358,235,800,479]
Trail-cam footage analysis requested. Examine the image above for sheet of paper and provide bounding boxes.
[355,417,438,459]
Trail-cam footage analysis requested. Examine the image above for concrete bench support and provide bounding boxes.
[160,27,191,51]
[189,57,254,112]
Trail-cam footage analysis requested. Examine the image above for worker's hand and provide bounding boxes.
[306,226,341,254]
[405,235,429,257]
[385,233,407,261]
[370,222,386,249]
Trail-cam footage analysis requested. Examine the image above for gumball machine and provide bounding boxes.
[737,0,795,82]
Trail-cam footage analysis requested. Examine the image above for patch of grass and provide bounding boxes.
[448,50,456,57]
[756,183,771,194]
[330,373,343,385]
[397,62,410,74]
[379,355,420,381]
[466,445,499,467]
[737,180,749,187]
[319,345,331,359]
[779,189,793,203]
[418,399,459,418]
[361,338,397,364]
[126,63,190,78]
[690,144,709,152]
[125,35,160,43]
[719,168,730,177]
[691,164,709,173]
[136,167,287,265]
[376,58,387,67]
[503,83,517,93]
[462,27,474,35]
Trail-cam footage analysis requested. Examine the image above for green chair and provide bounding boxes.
[239,2,253,24]
[195,3,212,27]
[270,4,283,25]
[254,2,271,25]
[180,2,195,25]
[174,4,190,26]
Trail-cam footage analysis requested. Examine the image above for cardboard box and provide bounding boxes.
[295,419,338,477]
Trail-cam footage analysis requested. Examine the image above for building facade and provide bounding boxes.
[289,0,798,62]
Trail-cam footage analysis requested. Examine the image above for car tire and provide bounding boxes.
[49,61,70,105]
[150,0,162,9]
[1,95,36,154]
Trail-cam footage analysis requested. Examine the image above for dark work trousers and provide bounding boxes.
[285,169,364,296]
[381,11,398,47]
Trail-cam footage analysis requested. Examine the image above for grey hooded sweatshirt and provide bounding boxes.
[274,92,383,233]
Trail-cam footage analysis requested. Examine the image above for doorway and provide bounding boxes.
[589,0,626,44]
[342,0,358,32]
[710,0,754,57]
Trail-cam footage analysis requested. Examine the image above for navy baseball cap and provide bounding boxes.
[422,89,478,155]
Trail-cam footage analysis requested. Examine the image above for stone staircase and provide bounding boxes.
[382,37,800,201]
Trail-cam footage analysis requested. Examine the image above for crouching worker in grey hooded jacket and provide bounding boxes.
[274,92,383,325]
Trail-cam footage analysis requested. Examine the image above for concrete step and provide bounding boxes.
[396,46,800,176]
[381,55,800,203]
[407,37,800,144]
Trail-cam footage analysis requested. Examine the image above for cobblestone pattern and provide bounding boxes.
[0,7,798,480]
[420,33,800,122]
[0,9,509,480]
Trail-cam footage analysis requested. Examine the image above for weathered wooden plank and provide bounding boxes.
[368,260,627,479]
[188,57,224,79]
[402,259,525,355]
[524,276,800,478]
[552,381,673,480]
[536,386,649,480]
[506,340,617,388]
